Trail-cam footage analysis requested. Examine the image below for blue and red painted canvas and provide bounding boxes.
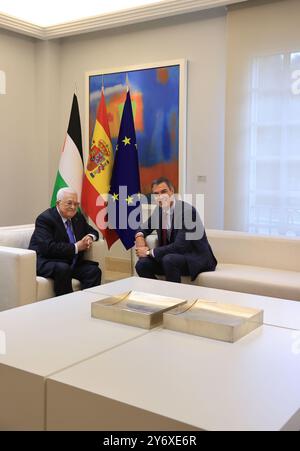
[89,65,179,194]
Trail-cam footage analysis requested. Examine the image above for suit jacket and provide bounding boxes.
[140,200,217,281]
[29,207,99,275]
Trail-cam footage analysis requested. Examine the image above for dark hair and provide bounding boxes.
[151,177,174,191]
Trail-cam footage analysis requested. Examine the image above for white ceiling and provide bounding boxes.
[0,0,164,27]
[0,0,248,39]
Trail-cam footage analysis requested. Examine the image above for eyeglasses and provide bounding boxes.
[61,200,80,208]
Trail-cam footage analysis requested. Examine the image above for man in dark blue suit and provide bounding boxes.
[29,188,101,296]
[135,177,217,283]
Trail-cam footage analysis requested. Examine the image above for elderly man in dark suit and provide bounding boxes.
[29,187,101,296]
[135,177,217,283]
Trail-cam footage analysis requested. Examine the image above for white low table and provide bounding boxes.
[3,277,300,430]
[85,276,300,331]
[44,277,300,431]
[0,290,148,430]
[46,324,300,431]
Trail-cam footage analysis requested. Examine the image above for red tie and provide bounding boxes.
[162,211,167,245]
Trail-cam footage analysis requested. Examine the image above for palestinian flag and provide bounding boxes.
[81,88,118,248]
[50,94,83,206]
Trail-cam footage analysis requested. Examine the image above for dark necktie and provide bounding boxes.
[66,220,77,267]
[66,220,76,244]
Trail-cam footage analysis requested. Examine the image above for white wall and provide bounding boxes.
[0,29,43,225]
[59,9,226,229]
[35,40,62,202]
[3,0,299,233]
[0,8,226,230]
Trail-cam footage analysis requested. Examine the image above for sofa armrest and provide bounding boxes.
[84,239,107,282]
[0,246,37,310]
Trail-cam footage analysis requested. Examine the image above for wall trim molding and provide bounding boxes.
[0,0,247,40]
[0,13,43,39]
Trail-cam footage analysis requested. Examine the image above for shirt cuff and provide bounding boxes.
[74,243,78,254]
[88,234,96,241]
[150,248,155,258]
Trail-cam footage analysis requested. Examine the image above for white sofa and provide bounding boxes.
[0,224,106,311]
[142,229,300,302]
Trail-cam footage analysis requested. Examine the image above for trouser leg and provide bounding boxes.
[72,262,101,289]
[161,254,190,283]
[135,257,165,279]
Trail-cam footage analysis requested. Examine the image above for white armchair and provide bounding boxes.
[0,224,107,311]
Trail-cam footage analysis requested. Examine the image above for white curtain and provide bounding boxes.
[225,0,300,236]
[249,51,300,236]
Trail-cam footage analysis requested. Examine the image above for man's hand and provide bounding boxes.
[76,235,93,252]
[135,235,146,248]
[135,246,149,258]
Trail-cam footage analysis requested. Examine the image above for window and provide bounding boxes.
[249,52,300,236]
[0,70,6,95]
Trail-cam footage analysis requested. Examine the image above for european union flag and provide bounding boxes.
[109,90,141,250]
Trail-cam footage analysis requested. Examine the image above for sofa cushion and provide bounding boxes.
[36,277,81,302]
[196,263,300,301]
[36,277,55,302]
[207,229,300,272]
[0,226,34,249]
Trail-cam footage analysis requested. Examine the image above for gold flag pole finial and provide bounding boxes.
[74,83,78,95]
[101,75,104,93]
[126,73,129,92]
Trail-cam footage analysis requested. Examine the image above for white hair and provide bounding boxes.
[56,187,77,202]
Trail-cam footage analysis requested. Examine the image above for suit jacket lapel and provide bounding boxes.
[169,210,175,242]
[52,207,69,241]
[171,201,182,242]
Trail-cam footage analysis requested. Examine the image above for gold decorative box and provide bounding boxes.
[91,291,187,329]
[163,300,263,342]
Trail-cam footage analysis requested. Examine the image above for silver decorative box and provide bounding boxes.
[91,291,187,329]
[163,300,263,342]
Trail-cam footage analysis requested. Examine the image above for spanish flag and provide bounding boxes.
[81,88,118,248]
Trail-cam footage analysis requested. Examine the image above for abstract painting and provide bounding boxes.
[86,61,186,195]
